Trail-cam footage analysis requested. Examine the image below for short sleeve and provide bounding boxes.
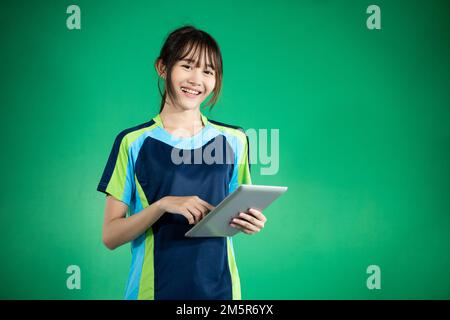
[237,133,252,185]
[96,132,135,207]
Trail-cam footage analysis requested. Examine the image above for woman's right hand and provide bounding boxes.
[156,196,215,224]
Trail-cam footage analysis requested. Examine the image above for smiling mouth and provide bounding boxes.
[181,87,202,95]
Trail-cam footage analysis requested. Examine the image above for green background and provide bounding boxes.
[0,0,449,299]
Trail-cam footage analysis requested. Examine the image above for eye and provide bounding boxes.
[204,70,214,75]
[182,64,192,70]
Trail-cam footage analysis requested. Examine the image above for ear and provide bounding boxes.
[155,59,166,79]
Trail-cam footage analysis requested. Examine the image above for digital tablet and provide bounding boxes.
[185,184,288,237]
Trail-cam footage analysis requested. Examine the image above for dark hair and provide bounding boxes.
[156,25,223,112]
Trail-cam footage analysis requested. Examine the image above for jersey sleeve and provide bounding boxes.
[229,131,252,193]
[96,132,135,207]
[237,133,252,185]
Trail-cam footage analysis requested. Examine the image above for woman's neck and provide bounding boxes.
[159,102,204,136]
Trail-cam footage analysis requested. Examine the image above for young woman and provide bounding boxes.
[97,25,267,300]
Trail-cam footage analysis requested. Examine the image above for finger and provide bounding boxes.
[183,209,195,225]
[248,208,267,222]
[185,205,202,224]
[196,202,211,219]
[230,222,256,235]
[231,217,260,233]
[198,198,215,211]
[194,196,214,211]
[238,212,264,229]
[187,206,203,223]
[196,202,212,217]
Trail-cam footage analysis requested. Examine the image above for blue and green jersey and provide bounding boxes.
[97,113,251,300]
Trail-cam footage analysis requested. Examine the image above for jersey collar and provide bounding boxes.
[153,112,208,128]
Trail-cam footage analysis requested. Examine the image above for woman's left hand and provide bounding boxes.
[230,208,267,235]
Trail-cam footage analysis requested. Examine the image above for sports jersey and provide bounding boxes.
[97,112,251,300]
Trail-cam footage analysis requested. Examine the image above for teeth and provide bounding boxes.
[181,87,200,95]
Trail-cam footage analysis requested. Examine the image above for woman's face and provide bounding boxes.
[168,55,216,111]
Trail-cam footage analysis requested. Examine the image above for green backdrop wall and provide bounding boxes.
[0,0,449,299]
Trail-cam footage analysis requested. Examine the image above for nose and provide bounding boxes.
[187,68,202,87]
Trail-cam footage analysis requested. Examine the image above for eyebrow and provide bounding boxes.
[181,58,215,70]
